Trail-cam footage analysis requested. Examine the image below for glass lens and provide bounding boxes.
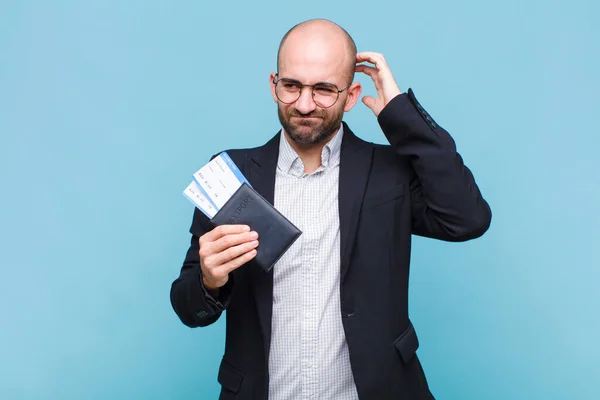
[312,83,339,108]
[276,79,302,103]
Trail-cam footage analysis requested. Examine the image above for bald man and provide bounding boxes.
[171,19,491,400]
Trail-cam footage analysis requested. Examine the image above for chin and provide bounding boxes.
[290,123,318,134]
[288,130,326,146]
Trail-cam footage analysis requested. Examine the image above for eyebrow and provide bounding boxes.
[278,76,338,86]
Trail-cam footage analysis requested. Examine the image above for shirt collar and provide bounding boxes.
[277,124,344,177]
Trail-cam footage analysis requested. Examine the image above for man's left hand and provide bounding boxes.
[355,52,402,117]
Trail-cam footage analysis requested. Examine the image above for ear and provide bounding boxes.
[269,72,278,103]
[343,82,362,112]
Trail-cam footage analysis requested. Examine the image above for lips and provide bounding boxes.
[293,117,321,126]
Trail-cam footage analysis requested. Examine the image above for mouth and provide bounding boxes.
[291,116,322,121]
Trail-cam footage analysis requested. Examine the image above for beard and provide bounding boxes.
[277,105,344,146]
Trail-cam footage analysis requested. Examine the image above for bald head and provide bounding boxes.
[277,19,357,84]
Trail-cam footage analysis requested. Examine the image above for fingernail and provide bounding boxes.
[251,240,259,246]
[244,225,251,231]
[250,231,258,239]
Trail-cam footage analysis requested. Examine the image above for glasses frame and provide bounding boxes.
[272,74,352,109]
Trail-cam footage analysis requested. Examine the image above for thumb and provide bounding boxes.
[362,95,376,111]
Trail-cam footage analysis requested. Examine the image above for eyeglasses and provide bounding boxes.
[272,74,351,108]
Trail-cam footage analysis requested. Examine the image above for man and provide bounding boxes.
[171,19,491,400]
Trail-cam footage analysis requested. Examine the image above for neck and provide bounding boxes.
[283,129,337,174]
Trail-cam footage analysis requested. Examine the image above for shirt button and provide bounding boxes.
[304,311,311,319]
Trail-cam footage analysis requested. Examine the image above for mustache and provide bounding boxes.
[288,109,325,118]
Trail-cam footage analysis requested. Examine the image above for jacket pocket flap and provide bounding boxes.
[361,183,406,211]
[394,321,419,363]
[217,360,243,393]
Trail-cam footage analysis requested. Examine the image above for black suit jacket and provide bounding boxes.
[171,90,492,399]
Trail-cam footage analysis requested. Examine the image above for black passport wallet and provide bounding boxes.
[210,183,302,272]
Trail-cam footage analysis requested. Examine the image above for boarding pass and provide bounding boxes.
[183,152,252,218]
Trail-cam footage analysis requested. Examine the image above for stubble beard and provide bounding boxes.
[277,105,344,146]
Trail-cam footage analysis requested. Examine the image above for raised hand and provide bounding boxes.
[355,52,402,117]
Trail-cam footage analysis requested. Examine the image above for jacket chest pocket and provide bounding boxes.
[361,183,407,211]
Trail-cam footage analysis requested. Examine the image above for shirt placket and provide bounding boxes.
[300,173,321,399]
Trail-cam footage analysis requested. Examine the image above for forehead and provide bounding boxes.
[279,36,348,85]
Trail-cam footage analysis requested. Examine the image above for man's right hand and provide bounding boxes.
[199,224,259,291]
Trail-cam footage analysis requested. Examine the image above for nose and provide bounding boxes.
[294,86,318,114]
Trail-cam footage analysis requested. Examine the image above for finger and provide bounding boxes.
[210,230,259,255]
[201,224,251,244]
[355,64,378,77]
[356,66,383,94]
[356,52,386,69]
[213,239,259,266]
[362,95,376,111]
[220,248,258,274]
[355,64,380,84]
[357,51,385,63]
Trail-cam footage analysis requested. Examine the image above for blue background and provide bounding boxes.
[1,0,598,399]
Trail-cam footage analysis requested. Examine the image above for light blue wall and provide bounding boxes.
[1,1,598,399]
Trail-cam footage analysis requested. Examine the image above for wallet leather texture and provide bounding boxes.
[211,183,302,272]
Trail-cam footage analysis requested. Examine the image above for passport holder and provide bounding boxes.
[210,183,302,272]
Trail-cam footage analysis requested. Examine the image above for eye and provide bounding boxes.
[314,85,337,94]
[280,80,301,90]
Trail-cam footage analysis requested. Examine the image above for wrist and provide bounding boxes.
[202,276,221,295]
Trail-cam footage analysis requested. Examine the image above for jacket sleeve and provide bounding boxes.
[170,207,234,327]
[377,89,492,242]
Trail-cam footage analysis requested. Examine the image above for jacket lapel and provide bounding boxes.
[242,124,372,353]
[246,132,280,355]
[339,123,373,285]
